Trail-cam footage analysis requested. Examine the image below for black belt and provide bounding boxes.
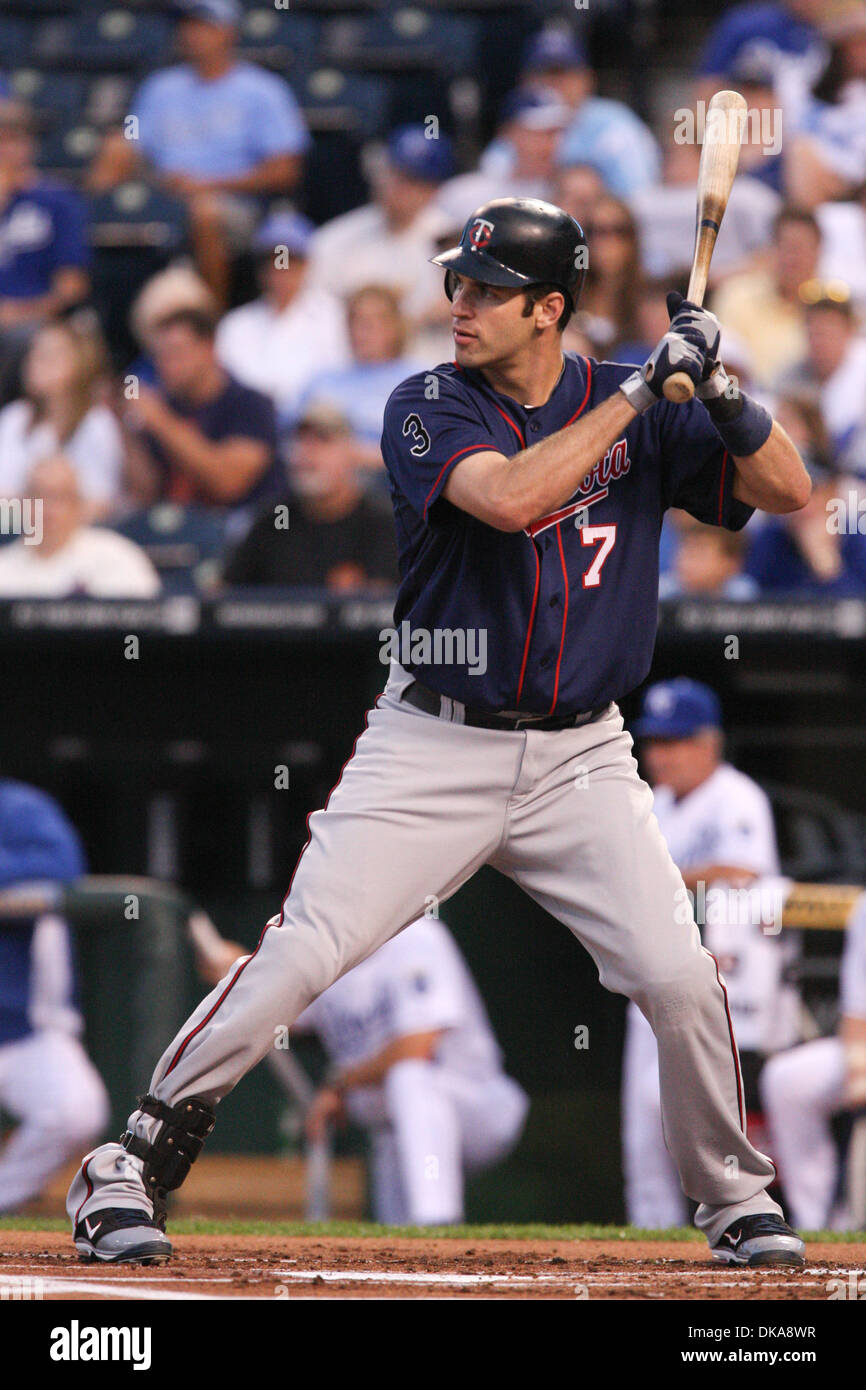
[400,680,609,732]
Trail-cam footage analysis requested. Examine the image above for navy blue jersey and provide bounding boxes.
[0,181,89,300]
[380,353,753,714]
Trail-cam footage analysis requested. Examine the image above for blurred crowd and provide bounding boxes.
[2,0,866,599]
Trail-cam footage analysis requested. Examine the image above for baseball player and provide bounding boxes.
[761,891,866,1231]
[68,196,811,1268]
[0,777,108,1212]
[293,915,528,1225]
[621,679,800,1227]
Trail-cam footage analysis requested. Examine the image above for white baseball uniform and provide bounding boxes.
[0,777,109,1213]
[760,894,866,1230]
[0,913,109,1212]
[622,762,792,1227]
[294,916,528,1224]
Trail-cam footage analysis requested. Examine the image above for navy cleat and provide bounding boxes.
[74,1208,173,1265]
[711,1213,805,1268]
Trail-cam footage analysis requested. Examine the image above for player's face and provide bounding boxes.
[27,463,81,550]
[448,275,537,366]
[260,256,306,309]
[773,222,819,293]
[178,17,236,66]
[289,427,354,497]
[642,733,719,797]
[349,292,403,363]
[806,308,852,380]
[153,324,214,396]
[24,326,79,398]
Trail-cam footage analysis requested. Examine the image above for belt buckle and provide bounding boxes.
[511,713,544,731]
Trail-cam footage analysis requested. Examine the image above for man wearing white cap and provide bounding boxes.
[215,212,349,432]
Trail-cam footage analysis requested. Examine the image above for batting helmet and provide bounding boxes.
[430,197,588,312]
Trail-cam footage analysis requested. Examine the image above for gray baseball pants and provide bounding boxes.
[68,662,780,1245]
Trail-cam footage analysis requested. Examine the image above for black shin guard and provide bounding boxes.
[121,1095,215,1229]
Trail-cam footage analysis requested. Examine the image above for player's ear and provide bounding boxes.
[536,290,565,331]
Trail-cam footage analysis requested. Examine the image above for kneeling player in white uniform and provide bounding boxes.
[621,679,798,1227]
[761,891,866,1231]
[293,915,528,1225]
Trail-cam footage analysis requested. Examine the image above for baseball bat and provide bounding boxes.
[663,89,748,404]
[266,1048,333,1221]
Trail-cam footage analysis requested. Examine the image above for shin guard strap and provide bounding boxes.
[121,1094,215,1193]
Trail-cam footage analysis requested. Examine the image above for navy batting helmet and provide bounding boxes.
[430,197,588,312]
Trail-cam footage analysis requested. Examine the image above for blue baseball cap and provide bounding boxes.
[386,124,455,183]
[172,0,241,26]
[252,211,315,259]
[633,679,722,739]
[523,28,587,74]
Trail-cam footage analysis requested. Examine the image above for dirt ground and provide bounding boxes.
[3,1231,865,1300]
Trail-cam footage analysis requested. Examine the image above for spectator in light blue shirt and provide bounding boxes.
[301,284,424,479]
[481,28,661,199]
[87,0,310,307]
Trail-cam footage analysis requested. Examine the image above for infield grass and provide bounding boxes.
[0,1217,862,1241]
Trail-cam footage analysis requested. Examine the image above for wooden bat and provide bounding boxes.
[663,89,748,404]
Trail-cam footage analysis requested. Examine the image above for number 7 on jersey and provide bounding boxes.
[580,524,617,589]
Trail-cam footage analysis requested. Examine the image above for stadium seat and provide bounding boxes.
[38,124,103,180]
[320,6,482,76]
[87,182,189,364]
[237,9,321,81]
[241,0,381,11]
[5,69,87,124]
[34,11,173,72]
[0,20,32,68]
[294,68,392,220]
[299,67,390,136]
[1,0,82,12]
[88,181,188,250]
[113,505,229,596]
[83,73,137,130]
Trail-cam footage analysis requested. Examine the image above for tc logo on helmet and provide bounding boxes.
[469,217,494,249]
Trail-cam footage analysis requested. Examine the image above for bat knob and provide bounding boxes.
[663,372,696,404]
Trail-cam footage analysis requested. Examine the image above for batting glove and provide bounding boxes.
[666,290,744,410]
[619,329,706,413]
[666,291,722,366]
